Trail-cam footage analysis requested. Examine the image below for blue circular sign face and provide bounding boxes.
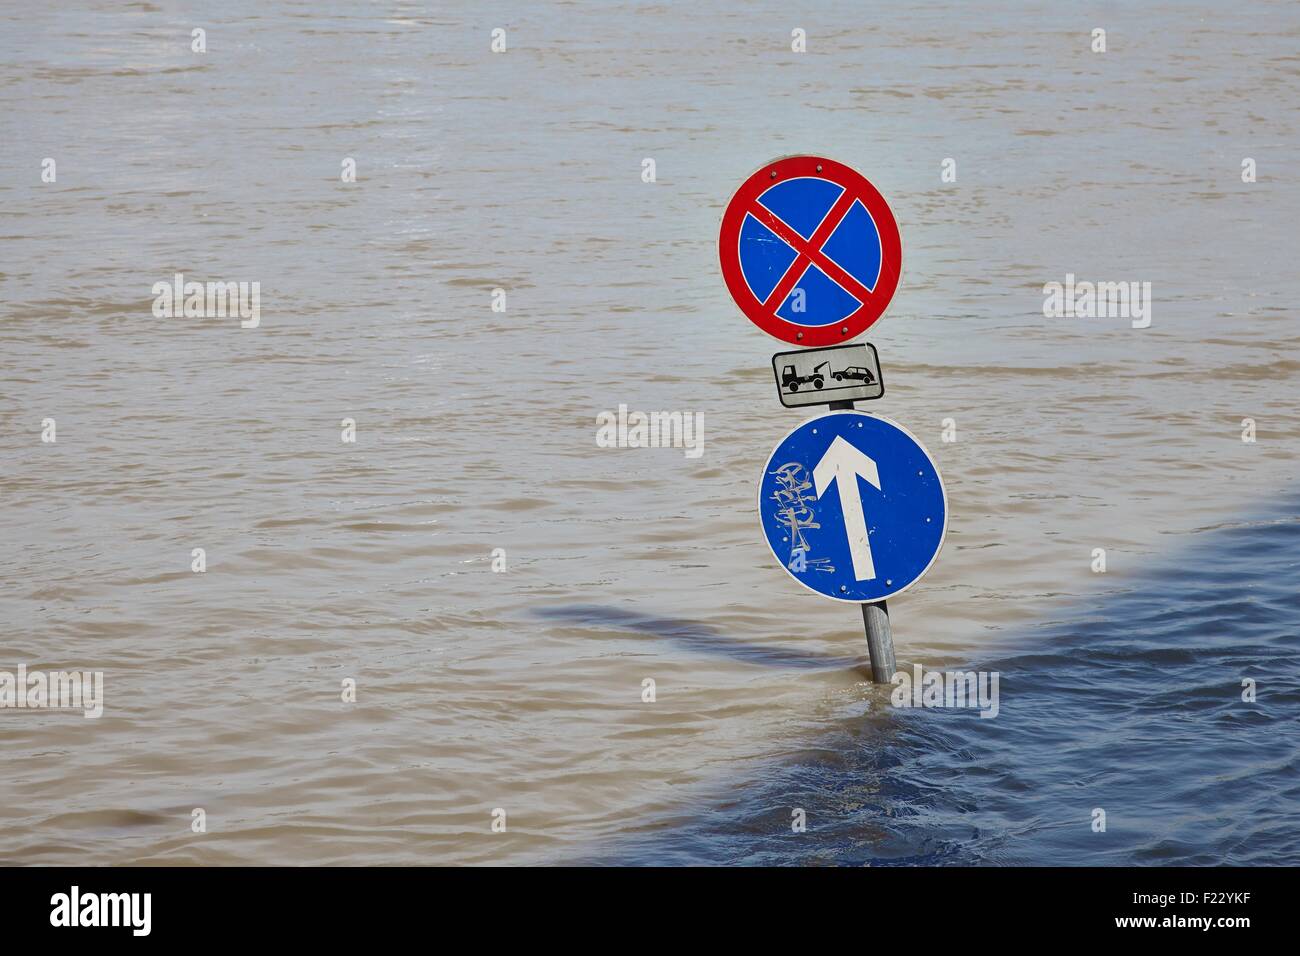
[758,411,947,603]
[719,155,903,346]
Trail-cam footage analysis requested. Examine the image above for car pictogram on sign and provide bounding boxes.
[833,366,876,385]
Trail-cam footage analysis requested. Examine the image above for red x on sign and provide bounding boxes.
[718,156,902,347]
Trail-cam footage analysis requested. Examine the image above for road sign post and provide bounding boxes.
[722,155,933,684]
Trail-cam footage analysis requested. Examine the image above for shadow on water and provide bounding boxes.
[546,499,1300,866]
[531,604,866,673]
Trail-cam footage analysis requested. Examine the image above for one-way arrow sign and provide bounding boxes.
[758,410,947,603]
[813,435,881,581]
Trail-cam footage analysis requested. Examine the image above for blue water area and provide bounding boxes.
[759,412,945,602]
[574,498,1300,865]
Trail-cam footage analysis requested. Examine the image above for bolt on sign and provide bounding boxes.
[718,155,902,347]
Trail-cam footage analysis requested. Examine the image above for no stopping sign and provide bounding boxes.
[719,156,902,347]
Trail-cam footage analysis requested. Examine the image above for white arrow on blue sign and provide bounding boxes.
[758,411,947,602]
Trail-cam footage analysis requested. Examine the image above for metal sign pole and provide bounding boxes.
[861,600,896,684]
[826,399,896,683]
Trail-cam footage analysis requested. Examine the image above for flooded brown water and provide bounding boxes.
[1,2,1297,864]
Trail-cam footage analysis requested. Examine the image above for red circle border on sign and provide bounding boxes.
[718,155,902,347]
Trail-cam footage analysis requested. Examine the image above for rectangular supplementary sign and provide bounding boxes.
[771,342,884,408]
